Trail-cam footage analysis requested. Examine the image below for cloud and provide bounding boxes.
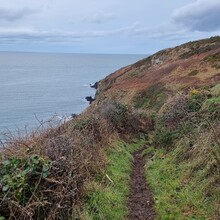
[172,0,220,32]
[0,24,201,47]
[0,24,144,45]
[0,7,34,22]
[83,13,116,24]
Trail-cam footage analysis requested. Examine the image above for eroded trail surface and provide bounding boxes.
[128,147,156,220]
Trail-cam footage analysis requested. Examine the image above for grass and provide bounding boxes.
[179,36,220,59]
[134,83,166,110]
[203,53,220,69]
[144,84,220,219]
[210,84,220,96]
[147,148,218,220]
[84,138,146,220]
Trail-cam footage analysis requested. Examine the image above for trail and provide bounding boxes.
[128,147,156,220]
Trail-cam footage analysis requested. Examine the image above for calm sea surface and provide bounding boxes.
[0,52,145,133]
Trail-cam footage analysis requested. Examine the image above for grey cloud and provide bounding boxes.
[0,25,143,45]
[0,7,34,22]
[172,0,220,32]
[83,13,116,24]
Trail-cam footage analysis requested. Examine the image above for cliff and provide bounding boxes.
[95,36,219,105]
[0,37,219,220]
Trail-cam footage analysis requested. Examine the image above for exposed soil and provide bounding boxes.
[128,147,156,220]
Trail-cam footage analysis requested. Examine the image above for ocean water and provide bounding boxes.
[0,52,145,133]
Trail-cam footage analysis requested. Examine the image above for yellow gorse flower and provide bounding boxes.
[190,89,200,96]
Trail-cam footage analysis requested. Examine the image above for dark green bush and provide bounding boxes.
[0,155,51,206]
[154,124,176,148]
[186,93,206,112]
[188,70,198,76]
[100,102,128,131]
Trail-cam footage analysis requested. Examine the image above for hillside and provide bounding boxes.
[0,37,220,220]
[95,36,220,104]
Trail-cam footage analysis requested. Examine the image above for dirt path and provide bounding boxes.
[128,147,156,220]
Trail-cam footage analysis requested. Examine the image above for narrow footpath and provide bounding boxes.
[128,147,156,220]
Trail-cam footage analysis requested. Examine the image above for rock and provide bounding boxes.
[85,96,95,104]
[90,82,99,89]
[71,113,78,118]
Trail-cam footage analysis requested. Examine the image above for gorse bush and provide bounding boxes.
[100,101,128,130]
[186,90,206,112]
[99,101,142,135]
[154,124,176,148]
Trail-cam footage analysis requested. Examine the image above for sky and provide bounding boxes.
[0,0,220,54]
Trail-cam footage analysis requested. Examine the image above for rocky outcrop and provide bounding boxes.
[85,96,95,104]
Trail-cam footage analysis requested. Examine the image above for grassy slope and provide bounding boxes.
[146,85,220,219]
[147,149,219,220]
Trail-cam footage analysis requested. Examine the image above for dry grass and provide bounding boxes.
[0,100,145,220]
[0,114,111,219]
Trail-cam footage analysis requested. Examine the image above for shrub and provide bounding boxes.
[154,124,176,148]
[0,155,51,218]
[186,91,206,112]
[100,101,127,131]
[188,70,198,76]
[203,52,220,69]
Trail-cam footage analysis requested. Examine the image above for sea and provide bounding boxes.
[0,52,145,134]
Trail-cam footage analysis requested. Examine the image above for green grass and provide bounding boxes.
[146,148,219,220]
[134,83,166,110]
[84,139,146,220]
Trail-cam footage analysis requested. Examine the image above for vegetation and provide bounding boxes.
[179,36,220,59]
[84,139,145,219]
[188,69,198,76]
[0,115,111,219]
[146,85,220,219]
[147,150,218,219]
[0,100,144,219]
[203,52,220,69]
[0,37,219,219]
[0,155,50,201]
[134,83,166,110]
